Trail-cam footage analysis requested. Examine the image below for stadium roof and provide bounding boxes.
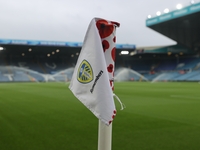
[146,2,200,53]
[0,39,136,60]
[0,39,135,49]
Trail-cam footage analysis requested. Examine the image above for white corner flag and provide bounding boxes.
[69,18,120,126]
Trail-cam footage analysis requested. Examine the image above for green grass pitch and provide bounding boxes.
[0,82,200,150]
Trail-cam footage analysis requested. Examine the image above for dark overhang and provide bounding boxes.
[146,2,200,53]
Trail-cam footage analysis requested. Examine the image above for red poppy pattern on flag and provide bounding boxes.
[96,19,120,92]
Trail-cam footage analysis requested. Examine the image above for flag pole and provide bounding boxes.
[98,120,112,150]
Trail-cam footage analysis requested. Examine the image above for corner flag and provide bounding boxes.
[69,18,119,126]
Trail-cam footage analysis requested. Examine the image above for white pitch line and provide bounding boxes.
[170,95,200,100]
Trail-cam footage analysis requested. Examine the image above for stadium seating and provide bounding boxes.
[28,72,45,82]
[0,55,200,82]
[143,73,161,80]
[155,60,177,71]
[131,60,153,71]
[13,71,30,82]
[0,72,10,82]
[52,67,74,81]
[176,57,200,70]
[188,73,200,81]
[150,72,180,81]
[174,70,199,81]
[114,67,149,81]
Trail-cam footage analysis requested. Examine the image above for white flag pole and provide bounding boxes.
[98,120,112,150]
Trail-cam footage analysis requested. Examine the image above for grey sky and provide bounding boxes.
[0,0,196,47]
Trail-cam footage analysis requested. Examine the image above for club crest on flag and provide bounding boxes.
[77,59,93,84]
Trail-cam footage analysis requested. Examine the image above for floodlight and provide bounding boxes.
[71,54,74,57]
[176,4,182,9]
[121,51,129,55]
[164,8,169,13]
[56,49,60,52]
[147,15,151,19]
[130,51,136,56]
[168,52,172,55]
[22,53,25,56]
[47,54,50,57]
[190,0,195,4]
[28,48,32,52]
[156,11,161,16]
[0,47,4,51]
[180,52,183,55]
[52,51,55,55]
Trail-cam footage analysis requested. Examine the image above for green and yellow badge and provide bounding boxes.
[77,60,93,84]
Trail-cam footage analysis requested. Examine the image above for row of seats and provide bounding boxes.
[0,56,200,82]
[142,70,200,81]
[0,66,74,82]
[130,57,200,71]
[0,57,74,74]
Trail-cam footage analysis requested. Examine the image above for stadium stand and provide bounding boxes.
[144,2,200,81]
[0,3,200,82]
[155,60,177,71]
[0,71,9,82]
[0,53,200,82]
[175,70,200,81]
[176,57,200,70]
[13,71,30,82]
[114,67,148,81]
[143,73,160,81]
